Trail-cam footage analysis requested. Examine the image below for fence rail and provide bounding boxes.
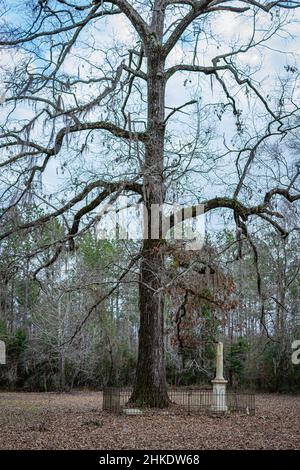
[103,387,255,415]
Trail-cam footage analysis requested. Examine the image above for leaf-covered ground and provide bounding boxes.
[0,391,299,449]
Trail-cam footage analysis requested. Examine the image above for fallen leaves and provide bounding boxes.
[0,391,299,449]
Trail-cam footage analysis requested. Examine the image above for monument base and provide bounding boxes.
[211,378,228,412]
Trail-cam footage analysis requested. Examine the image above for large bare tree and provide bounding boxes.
[0,0,300,405]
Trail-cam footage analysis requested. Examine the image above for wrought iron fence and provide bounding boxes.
[102,387,255,415]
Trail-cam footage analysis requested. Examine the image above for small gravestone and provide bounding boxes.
[123,408,143,415]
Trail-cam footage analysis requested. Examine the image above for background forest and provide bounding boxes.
[1,201,299,392]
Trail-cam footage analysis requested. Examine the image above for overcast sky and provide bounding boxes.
[1,2,300,239]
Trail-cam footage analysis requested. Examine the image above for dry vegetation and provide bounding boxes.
[0,391,299,450]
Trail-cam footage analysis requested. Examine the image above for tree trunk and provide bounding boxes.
[131,6,170,407]
[131,239,169,407]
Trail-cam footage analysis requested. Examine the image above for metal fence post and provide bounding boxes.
[188,390,191,414]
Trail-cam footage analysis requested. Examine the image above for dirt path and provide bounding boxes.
[0,391,299,449]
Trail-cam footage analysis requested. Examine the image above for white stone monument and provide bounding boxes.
[211,341,227,412]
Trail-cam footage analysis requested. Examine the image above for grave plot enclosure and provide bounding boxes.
[103,388,255,415]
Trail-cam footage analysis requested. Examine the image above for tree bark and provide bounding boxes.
[131,5,170,407]
[131,239,169,407]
